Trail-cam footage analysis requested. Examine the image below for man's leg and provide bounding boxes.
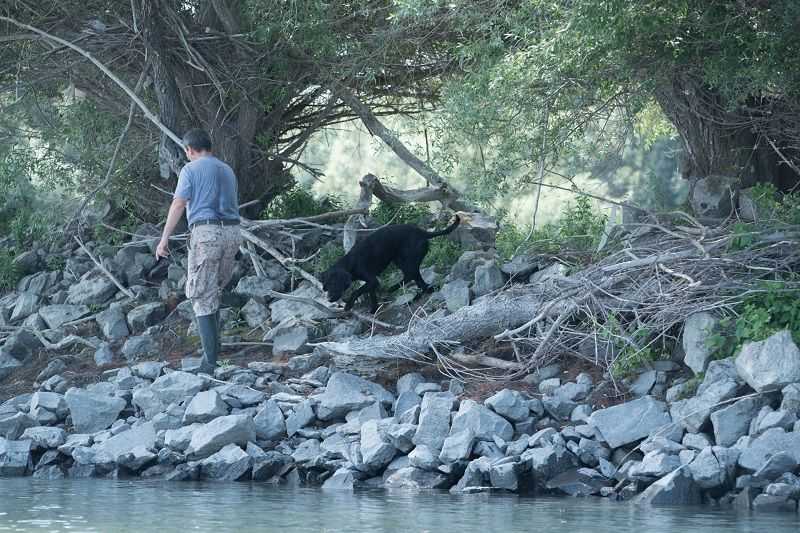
[186,227,224,374]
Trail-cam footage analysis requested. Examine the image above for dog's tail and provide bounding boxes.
[423,215,461,239]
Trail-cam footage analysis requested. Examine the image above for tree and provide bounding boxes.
[0,1,515,217]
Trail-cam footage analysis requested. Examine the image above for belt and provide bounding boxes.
[189,219,240,230]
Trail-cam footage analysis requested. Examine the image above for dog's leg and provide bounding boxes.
[345,278,380,312]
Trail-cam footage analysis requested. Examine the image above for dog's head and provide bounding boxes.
[321,267,352,303]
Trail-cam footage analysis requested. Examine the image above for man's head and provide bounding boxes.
[182,128,212,161]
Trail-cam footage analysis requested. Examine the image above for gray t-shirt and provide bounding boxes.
[174,155,240,226]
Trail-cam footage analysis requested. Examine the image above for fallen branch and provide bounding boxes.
[25,328,99,351]
[74,237,136,300]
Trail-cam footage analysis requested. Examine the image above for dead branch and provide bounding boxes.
[74,236,136,300]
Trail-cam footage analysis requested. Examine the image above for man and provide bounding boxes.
[156,128,242,374]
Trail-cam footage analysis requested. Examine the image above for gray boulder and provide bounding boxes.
[253,400,286,441]
[439,429,475,464]
[450,399,514,442]
[39,304,90,329]
[440,280,471,312]
[10,292,39,322]
[736,330,800,392]
[0,412,36,440]
[315,372,394,421]
[485,389,529,422]
[92,421,156,463]
[0,438,32,476]
[95,306,131,340]
[285,400,315,437]
[384,466,451,489]
[359,419,396,472]
[670,377,740,433]
[473,261,505,297]
[589,396,671,449]
[234,276,280,304]
[689,175,737,218]
[127,302,166,332]
[150,371,206,407]
[200,444,252,481]
[164,424,203,452]
[183,390,229,424]
[396,373,426,395]
[386,423,416,453]
[738,428,800,472]
[408,445,441,471]
[682,312,718,374]
[687,446,739,489]
[393,391,422,419]
[65,388,126,433]
[121,335,157,361]
[240,299,270,329]
[269,284,329,323]
[272,324,309,356]
[412,392,456,452]
[635,467,702,506]
[186,414,257,459]
[66,276,117,306]
[710,395,768,447]
[20,426,66,451]
[521,444,576,481]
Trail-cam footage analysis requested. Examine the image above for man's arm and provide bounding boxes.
[156,196,188,258]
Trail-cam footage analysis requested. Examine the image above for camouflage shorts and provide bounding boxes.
[186,224,242,317]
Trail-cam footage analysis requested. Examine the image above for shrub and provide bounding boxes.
[707,279,800,359]
[262,185,343,220]
[370,201,432,226]
[0,250,21,292]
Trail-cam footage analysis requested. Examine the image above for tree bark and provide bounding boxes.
[655,71,799,190]
[314,289,543,362]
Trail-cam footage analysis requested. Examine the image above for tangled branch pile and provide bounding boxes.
[318,214,800,383]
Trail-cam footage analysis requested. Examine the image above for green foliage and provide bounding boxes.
[0,250,21,292]
[370,202,432,226]
[558,196,608,251]
[600,312,667,379]
[309,241,345,274]
[422,238,464,273]
[728,222,757,252]
[745,183,800,225]
[262,185,344,220]
[44,255,66,273]
[495,223,528,262]
[707,280,800,359]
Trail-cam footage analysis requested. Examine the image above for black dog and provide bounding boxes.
[321,215,461,312]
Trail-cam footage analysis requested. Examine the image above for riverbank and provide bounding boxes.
[1,215,800,515]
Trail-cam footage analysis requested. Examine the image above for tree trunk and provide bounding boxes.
[655,72,799,190]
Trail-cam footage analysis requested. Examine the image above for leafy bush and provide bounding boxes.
[707,280,800,359]
[370,202,432,226]
[423,238,464,273]
[0,250,21,292]
[746,183,800,225]
[262,185,343,220]
[558,195,608,251]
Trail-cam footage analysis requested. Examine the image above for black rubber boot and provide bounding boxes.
[197,313,218,375]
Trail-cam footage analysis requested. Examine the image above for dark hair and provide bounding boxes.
[182,128,212,151]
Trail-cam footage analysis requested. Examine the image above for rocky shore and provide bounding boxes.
[1,224,800,514]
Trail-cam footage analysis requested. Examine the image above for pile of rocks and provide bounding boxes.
[1,326,799,514]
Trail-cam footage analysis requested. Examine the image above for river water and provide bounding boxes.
[0,479,796,532]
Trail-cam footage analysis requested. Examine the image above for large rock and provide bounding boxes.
[164,424,203,452]
[127,302,167,332]
[92,421,156,462]
[635,468,702,506]
[439,429,475,464]
[473,261,505,297]
[735,330,800,392]
[234,276,281,304]
[359,419,396,472]
[10,291,39,322]
[589,396,671,449]
[186,414,257,459]
[689,175,737,218]
[38,304,90,329]
[0,438,32,476]
[682,312,718,375]
[285,400,315,437]
[450,400,514,442]
[66,276,117,305]
[253,400,286,441]
[485,389,529,422]
[669,377,740,433]
[65,388,126,434]
[240,299,270,329]
[384,466,451,489]
[121,335,157,361]
[314,372,394,421]
[440,280,471,312]
[183,390,229,424]
[0,350,23,381]
[20,426,66,451]
[269,284,329,323]
[687,446,740,489]
[200,444,252,481]
[521,445,576,481]
[412,392,456,452]
[738,428,800,472]
[710,396,769,447]
[96,306,130,340]
[150,371,206,407]
[0,412,35,440]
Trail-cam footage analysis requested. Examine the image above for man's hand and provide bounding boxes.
[156,238,170,259]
